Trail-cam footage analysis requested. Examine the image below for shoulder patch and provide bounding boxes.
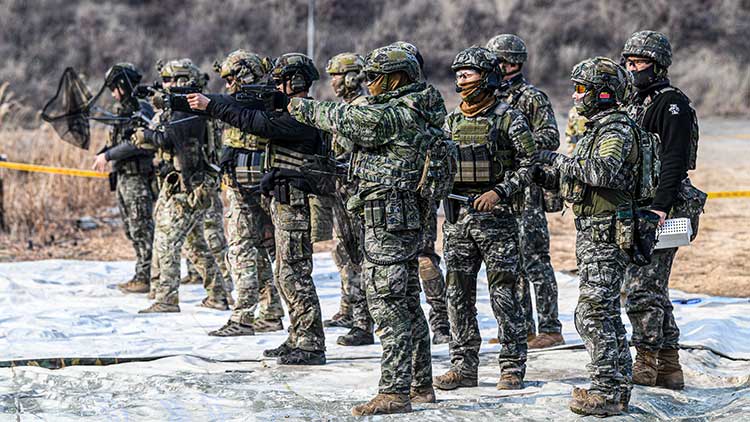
[668,103,680,115]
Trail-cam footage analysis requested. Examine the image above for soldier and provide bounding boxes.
[535,57,637,416]
[92,63,155,295]
[206,49,285,336]
[565,105,588,155]
[287,45,442,415]
[486,34,564,349]
[433,47,535,393]
[389,41,452,345]
[188,53,327,365]
[134,58,229,313]
[622,30,705,391]
[321,52,375,347]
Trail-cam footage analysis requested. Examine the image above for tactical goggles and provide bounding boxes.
[162,76,188,83]
[574,84,588,94]
[455,70,480,80]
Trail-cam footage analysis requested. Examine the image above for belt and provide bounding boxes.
[574,215,615,231]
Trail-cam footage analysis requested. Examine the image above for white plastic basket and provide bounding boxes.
[655,218,693,250]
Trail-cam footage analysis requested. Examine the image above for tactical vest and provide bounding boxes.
[108,100,154,175]
[266,133,336,195]
[223,126,268,185]
[631,86,699,171]
[451,102,514,192]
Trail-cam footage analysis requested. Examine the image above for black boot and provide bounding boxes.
[337,328,375,346]
[277,348,326,365]
[263,342,292,358]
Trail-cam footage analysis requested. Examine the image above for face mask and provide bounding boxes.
[457,79,483,103]
[631,65,657,89]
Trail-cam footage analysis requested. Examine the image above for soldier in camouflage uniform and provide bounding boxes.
[433,47,535,393]
[205,50,286,336]
[622,31,705,391]
[390,41,451,345]
[320,52,375,347]
[288,45,442,415]
[134,59,229,313]
[487,34,564,349]
[536,57,636,416]
[93,64,156,295]
[565,105,588,155]
[190,53,327,365]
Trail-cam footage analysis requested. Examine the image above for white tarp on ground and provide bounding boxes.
[1,256,749,421]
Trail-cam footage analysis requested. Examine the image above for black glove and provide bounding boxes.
[272,91,290,111]
[534,150,559,165]
[531,164,547,185]
[219,146,236,174]
[260,169,277,196]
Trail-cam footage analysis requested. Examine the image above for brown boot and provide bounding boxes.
[656,348,685,390]
[117,279,150,294]
[496,372,524,390]
[138,302,180,313]
[409,385,436,404]
[433,369,477,390]
[252,318,284,333]
[351,393,411,416]
[198,296,229,311]
[527,332,565,349]
[632,348,658,386]
[569,387,622,417]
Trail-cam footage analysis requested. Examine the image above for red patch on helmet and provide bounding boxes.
[599,92,611,99]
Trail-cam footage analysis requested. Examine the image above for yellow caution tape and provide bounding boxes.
[0,161,108,179]
[707,191,750,199]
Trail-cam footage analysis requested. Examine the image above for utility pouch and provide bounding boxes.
[289,186,307,208]
[108,172,117,192]
[364,199,385,228]
[630,209,660,266]
[543,188,564,213]
[671,179,707,241]
[443,198,460,224]
[274,181,290,205]
[590,215,615,243]
[384,190,420,232]
[615,205,635,251]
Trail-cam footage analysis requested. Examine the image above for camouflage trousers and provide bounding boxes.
[151,177,227,305]
[116,172,154,283]
[518,185,562,335]
[574,216,632,401]
[361,193,432,393]
[309,194,334,243]
[331,191,372,333]
[418,201,450,334]
[443,204,527,378]
[624,247,680,351]
[184,188,233,294]
[225,185,284,325]
[271,186,325,352]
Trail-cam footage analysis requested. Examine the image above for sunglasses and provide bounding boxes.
[455,70,479,80]
[574,84,588,94]
[162,76,188,83]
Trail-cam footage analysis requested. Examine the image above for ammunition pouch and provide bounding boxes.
[575,215,616,243]
[273,180,291,205]
[443,198,460,224]
[560,175,586,204]
[455,143,495,186]
[543,188,563,213]
[614,204,660,266]
[364,190,420,233]
[234,149,265,186]
[267,144,335,195]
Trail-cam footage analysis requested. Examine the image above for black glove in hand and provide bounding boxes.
[533,150,559,165]
[259,169,276,196]
[531,164,547,185]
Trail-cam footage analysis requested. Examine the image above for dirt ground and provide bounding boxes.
[1,118,748,297]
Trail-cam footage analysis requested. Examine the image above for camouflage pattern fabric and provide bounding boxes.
[288,80,442,394]
[116,173,154,283]
[565,105,588,155]
[151,177,227,305]
[418,201,449,334]
[625,247,680,351]
[270,186,325,352]
[498,76,562,337]
[309,194,335,243]
[225,185,284,325]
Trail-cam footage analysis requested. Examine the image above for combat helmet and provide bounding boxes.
[621,30,672,68]
[389,41,425,71]
[214,50,272,93]
[104,63,142,97]
[326,52,365,97]
[271,53,319,94]
[364,46,421,82]
[570,56,630,117]
[486,34,527,64]
[157,58,209,88]
[451,46,502,97]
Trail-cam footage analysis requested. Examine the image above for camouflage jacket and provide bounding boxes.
[556,108,638,217]
[497,74,559,151]
[289,82,446,200]
[564,105,588,152]
[332,93,368,158]
[444,100,536,198]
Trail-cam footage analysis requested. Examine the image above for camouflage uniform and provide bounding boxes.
[309,194,334,242]
[489,34,562,339]
[565,106,588,155]
[440,48,535,386]
[289,48,441,397]
[546,57,636,413]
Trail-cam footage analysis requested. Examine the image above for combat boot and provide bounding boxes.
[337,328,375,346]
[198,296,229,311]
[351,393,411,416]
[632,348,658,386]
[656,348,685,390]
[180,274,202,285]
[252,318,284,333]
[433,369,477,390]
[323,312,352,328]
[117,279,150,294]
[147,290,156,300]
[527,332,565,349]
[409,385,436,404]
[263,342,293,358]
[208,320,255,337]
[619,388,631,413]
[569,387,622,417]
[496,371,524,390]
[432,328,451,345]
[277,348,326,365]
[138,302,180,313]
